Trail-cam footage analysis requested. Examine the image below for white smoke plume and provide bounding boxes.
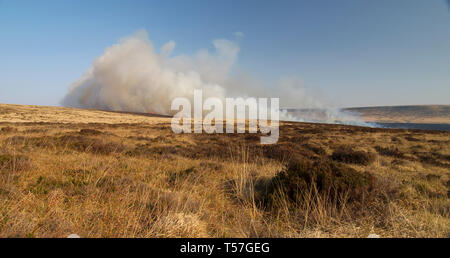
[61,29,373,126]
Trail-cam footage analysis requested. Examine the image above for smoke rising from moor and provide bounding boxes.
[61,30,373,126]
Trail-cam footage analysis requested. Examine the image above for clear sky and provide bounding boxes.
[1,0,449,107]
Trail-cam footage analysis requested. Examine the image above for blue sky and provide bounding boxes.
[0,0,449,107]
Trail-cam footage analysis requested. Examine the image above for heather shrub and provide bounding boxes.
[267,157,375,206]
[375,146,405,159]
[331,146,376,165]
[0,153,32,172]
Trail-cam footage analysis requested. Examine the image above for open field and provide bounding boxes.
[0,104,449,237]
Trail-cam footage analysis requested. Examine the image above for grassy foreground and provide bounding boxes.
[0,104,448,237]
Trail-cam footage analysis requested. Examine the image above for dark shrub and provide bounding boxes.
[168,167,196,185]
[32,176,87,195]
[425,174,441,181]
[58,135,124,155]
[391,159,406,166]
[126,143,178,157]
[24,128,48,134]
[0,154,31,171]
[262,144,293,162]
[414,152,448,168]
[290,136,311,143]
[79,129,103,135]
[391,136,402,142]
[4,136,27,145]
[435,153,450,162]
[0,126,18,133]
[267,158,375,205]
[301,143,326,155]
[199,161,223,171]
[405,136,421,142]
[244,133,260,142]
[262,143,319,162]
[32,176,65,195]
[331,146,376,165]
[375,146,404,159]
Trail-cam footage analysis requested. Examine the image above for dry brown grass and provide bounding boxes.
[0,104,448,238]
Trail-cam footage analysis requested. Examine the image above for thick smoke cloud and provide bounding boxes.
[62,30,372,126]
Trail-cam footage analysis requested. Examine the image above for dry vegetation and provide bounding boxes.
[0,104,449,238]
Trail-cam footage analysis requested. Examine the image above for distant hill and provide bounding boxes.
[343,105,450,124]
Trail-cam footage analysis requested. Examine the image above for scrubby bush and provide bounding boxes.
[58,135,124,155]
[0,153,31,171]
[0,126,18,133]
[405,135,421,142]
[375,146,405,159]
[391,136,402,142]
[31,176,87,195]
[301,143,326,155]
[262,144,293,161]
[79,128,103,136]
[331,146,376,165]
[4,136,27,145]
[262,143,319,162]
[267,157,375,206]
[414,152,448,168]
[126,143,178,157]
